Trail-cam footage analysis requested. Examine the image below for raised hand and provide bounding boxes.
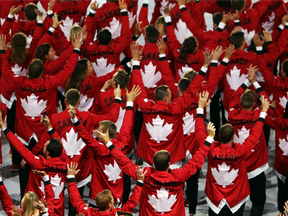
[35,9,43,21]
[102,79,112,91]
[0,111,6,130]
[211,46,223,61]
[94,129,110,144]
[126,85,141,102]
[233,10,239,20]
[224,44,235,59]
[81,25,87,42]
[198,91,210,109]
[90,1,99,11]
[260,97,270,113]
[119,0,127,10]
[0,34,9,51]
[67,162,80,176]
[203,48,212,67]
[136,168,147,181]
[162,5,171,16]
[68,105,76,119]
[114,84,121,98]
[207,122,216,138]
[72,33,82,49]
[247,64,258,83]
[263,30,272,43]
[222,12,234,23]
[33,200,46,212]
[52,12,62,28]
[157,38,166,54]
[11,205,22,216]
[135,22,143,37]
[271,100,277,109]
[40,198,48,208]
[130,41,143,61]
[9,5,23,16]
[32,170,47,177]
[48,0,56,11]
[40,115,52,130]
[253,33,264,47]
[156,23,165,37]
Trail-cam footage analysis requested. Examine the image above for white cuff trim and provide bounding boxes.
[137,180,144,183]
[42,175,49,182]
[197,108,204,114]
[211,60,218,64]
[206,136,214,144]
[67,175,75,179]
[222,58,229,63]
[201,66,208,73]
[159,53,166,58]
[0,177,3,182]
[100,89,105,92]
[120,9,127,13]
[179,5,186,9]
[106,141,113,148]
[256,46,263,51]
[253,81,261,90]
[218,22,226,29]
[71,117,78,124]
[47,128,53,132]
[234,20,240,23]
[260,112,267,119]
[132,61,140,66]
[37,20,43,24]
[126,101,133,107]
[164,16,172,23]
[8,14,13,19]
[47,10,53,15]
[74,48,80,51]
[243,79,251,87]
[48,27,55,33]
[115,97,121,101]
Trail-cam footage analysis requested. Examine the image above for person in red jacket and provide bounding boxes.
[196,90,270,216]
[67,162,145,216]
[0,173,13,216]
[228,66,270,216]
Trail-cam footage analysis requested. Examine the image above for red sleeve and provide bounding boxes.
[264,115,278,130]
[0,15,14,39]
[31,132,50,156]
[0,182,13,216]
[252,0,271,18]
[195,112,208,145]
[28,23,44,61]
[114,10,131,54]
[138,3,149,29]
[84,11,97,44]
[43,179,55,216]
[150,0,161,25]
[120,184,142,212]
[228,81,247,119]
[165,17,181,53]
[257,53,278,88]
[117,108,133,152]
[67,178,89,215]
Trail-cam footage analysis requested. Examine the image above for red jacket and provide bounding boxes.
[0,180,13,216]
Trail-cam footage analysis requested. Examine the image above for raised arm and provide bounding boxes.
[0,176,13,216]
[257,52,278,88]
[138,0,150,29]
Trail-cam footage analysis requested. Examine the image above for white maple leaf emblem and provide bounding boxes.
[256,71,265,82]
[61,128,85,158]
[92,57,116,77]
[178,64,192,79]
[60,17,79,41]
[128,11,136,29]
[102,17,122,39]
[115,107,125,133]
[148,187,177,214]
[279,136,288,156]
[39,174,64,199]
[233,126,250,144]
[183,112,195,135]
[11,64,27,77]
[174,19,193,44]
[78,94,94,111]
[146,115,173,143]
[226,65,246,91]
[140,62,162,89]
[241,28,255,47]
[211,162,239,188]
[14,14,19,21]
[103,160,122,183]
[20,94,47,119]
[160,0,176,16]
[279,93,288,109]
[0,18,5,26]
[261,11,275,32]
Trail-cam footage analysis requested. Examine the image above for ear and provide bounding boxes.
[44,54,49,59]
[213,23,218,30]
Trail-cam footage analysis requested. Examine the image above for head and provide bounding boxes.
[280,60,288,80]
[43,138,63,159]
[28,59,44,79]
[99,121,117,139]
[95,189,114,211]
[231,0,246,12]
[70,25,82,41]
[230,31,245,49]
[65,88,80,107]
[11,33,28,64]
[112,69,129,88]
[178,78,190,96]
[25,3,38,21]
[98,29,112,45]
[66,59,93,92]
[183,69,197,82]
[35,44,55,62]
[154,150,171,171]
[179,36,198,61]
[216,0,231,8]
[145,25,159,43]
[213,13,224,30]
[21,191,39,216]
[219,123,235,144]
[240,89,255,110]
[155,16,167,34]
[154,85,171,104]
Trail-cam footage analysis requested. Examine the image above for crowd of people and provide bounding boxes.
[0,0,287,215]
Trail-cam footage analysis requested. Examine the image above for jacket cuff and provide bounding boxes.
[221,58,229,66]
[67,176,76,182]
[258,112,267,122]
[199,66,207,77]
[132,61,140,70]
[0,50,6,53]
[159,53,166,61]
[136,181,144,187]
[115,97,121,104]
[126,102,133,110]
[180,5,187,12]
[121,9,128,16]
[164,16,172,26]
[7,14,13,21]
[106,141,115,151]
[47,128,55,136]
[73,49,81,55]
[196,108,204,118]
[211,60,218,67]
[3,128,10,135]
[47,27,55,35]
[204,136,214,147]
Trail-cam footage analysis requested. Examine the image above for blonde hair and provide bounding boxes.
[21,191,40,216]
[95,189,112,211]
[70,25,82,40]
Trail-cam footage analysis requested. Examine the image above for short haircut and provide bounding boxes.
[47,138,63,158]
[28,59,44,79]
[217,0,231,7]
[213,13,223,26]
[25,3,38,21]
[66,89,80,107]
[180,36,197,60]
[178,78,190,93]
[231,0,245,11]
[240,90,255,109]
[219,123,235,144]
[183,70,197,81]
[282,59,288,77]
[96,189,112,211]
[100,121,117,139]
[154,85,169,101]
[145,25,159,43]
[114,69,129,88]
[154,150,171,171]
[98,29,112,45]
[155,16,167,34]
[70,25,82,41]
[230,31,245,49]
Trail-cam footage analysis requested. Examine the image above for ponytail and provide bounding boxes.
[179,36,197,61]
[11,33,28,64]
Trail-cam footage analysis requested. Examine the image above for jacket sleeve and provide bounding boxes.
[31,132,50,156]
[42,175,55,216]
[164,16,181,54]
[138,3,150,29]
[67,176,89,215]
[120,182,143,212]
[117,105,134,149]
[0,180,13,216]
[0,14,14,39]
[264,115,278,130]
[28,21,44,61]
[47,129,69,163]
[195,108,208,145]
[257,53,278,88]
[252,0,271,18]
[84,9,97,44]
[37,27,54,46]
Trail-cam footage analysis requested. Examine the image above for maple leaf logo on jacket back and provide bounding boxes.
[61,128,85,158]
[174,19,193,44]
[102,17,121,39]
[279,135,288,156]
[92,57,116,77]
[103,160,121,183]
[141,62,162,89]
[148,187,177,214]
[279,93,288,109]
[226,65,247,91]
[146,115,173,143]
[20,94,47,119]
[211,162,239,188]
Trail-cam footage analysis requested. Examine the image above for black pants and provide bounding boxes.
[88,203,97,208]
[186,170,200,214]
[249,172,266,216]
[277,176,288,213]
[210,90,221,135]
[133,111,143,144]
[263,124,270,146]
[209,203,245,216]
[68,185,85,216]
[122,156,132,204]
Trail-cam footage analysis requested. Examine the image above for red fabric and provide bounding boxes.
[0,182,13,216]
